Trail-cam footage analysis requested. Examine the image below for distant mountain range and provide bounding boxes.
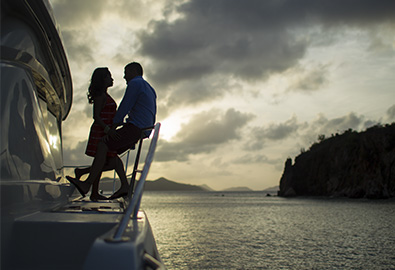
[144,177,205,191]
[98,177,272,192]
[99,177,207,192]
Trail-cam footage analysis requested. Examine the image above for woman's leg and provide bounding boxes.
[67,141,109,196]
[89,156,127,200]
[89,156,121,201]
[86,142,109,189]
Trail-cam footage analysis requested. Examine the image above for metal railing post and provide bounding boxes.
[128,135,145,197]
[112,123,160,241]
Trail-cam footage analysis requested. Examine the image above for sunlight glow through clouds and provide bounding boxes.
[159,116,183,141]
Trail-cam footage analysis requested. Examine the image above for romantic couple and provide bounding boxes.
[66,62,157,201]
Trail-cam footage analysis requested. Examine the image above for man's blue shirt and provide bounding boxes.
[113,76,157,129]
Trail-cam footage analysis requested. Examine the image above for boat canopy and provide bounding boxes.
[1,0,73,120]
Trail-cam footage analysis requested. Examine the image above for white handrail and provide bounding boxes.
[112,123,161,241]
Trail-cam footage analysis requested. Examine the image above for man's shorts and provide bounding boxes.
[104,123,142,155]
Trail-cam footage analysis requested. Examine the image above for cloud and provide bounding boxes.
[297,112,371,147]
[386,104,395,122]
[138,0,395,85]
[243,111,374,154]
[233,153,283,166]
[311,112,364,134]
[287,64,330,92]
[138,1,307,86]
[63,140,91,167]
[244,116,302,151]
[155,108,255,161]
[264,116,301,140]
[135,0,395,115]
[163,75,242,111]
[301,0,395,27]
[51,0,154,29]
[61,30,95,64]
[50,0,164,74]
[50,0,395,118]
[50,0,109,29]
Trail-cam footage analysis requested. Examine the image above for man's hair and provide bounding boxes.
[125,62,143,76]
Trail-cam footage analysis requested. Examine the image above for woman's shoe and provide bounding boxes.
[90,194,108,201]
[74,168,82,181]
[108,189,128,200]
[66,176,87,197]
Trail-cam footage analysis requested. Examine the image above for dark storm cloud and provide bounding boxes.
[138,0,395,88]
[155,108,255,162]
[244,116,301,151]
[138,2,306,86]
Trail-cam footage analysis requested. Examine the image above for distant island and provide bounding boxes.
[99,177,257,193]
[99,177,207,192]
[222,186,253,192]
[144,177,206,191]
[278,123,395,199]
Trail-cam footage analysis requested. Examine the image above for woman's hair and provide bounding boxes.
[87,67,110,104]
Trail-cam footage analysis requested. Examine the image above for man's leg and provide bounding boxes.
[104,123,142,199]
[115,156,128,188]
[108,156,129,199]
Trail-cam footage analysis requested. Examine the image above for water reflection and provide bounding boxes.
[142,192,395,269]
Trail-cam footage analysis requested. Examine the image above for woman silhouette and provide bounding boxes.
[67,68,128,201]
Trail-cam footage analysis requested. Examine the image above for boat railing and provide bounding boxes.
[112,122,161,241]
[63,124,158,194]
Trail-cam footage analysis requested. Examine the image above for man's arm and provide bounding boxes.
[112,81,139,125]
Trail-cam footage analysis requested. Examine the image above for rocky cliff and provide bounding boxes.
[278,123,395,199]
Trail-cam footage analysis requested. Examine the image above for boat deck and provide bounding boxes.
[8,196,150,270]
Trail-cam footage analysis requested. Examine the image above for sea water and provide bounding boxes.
[141,191,395,269]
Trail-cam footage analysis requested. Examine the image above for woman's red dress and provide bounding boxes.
[85,94,117,157]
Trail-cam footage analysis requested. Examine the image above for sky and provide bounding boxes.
[49,0,395,191]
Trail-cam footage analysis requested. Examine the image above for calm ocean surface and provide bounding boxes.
[141,191,395,270]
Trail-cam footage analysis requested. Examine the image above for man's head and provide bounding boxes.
[124,62,143,83]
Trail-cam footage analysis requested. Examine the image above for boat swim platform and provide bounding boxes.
[8,196,159,270]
